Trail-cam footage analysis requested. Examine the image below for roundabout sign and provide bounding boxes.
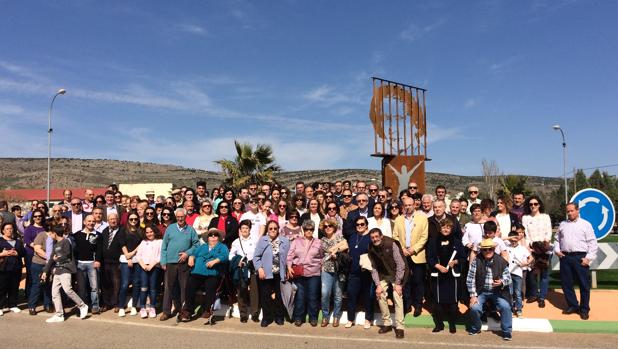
[570,188,616,240]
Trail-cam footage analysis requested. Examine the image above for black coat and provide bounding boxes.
[96,227,127,264]
[428,214,462,240]
[426,234,466,304]
[0,237,26,272]
[208,216,239,248]
[342,208,373,239]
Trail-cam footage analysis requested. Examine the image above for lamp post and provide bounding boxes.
[47,89,66,207]
[552,124,568,208]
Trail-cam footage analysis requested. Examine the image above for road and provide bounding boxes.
[2,311,616,349]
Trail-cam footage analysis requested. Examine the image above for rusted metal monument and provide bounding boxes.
[369,77,428,195]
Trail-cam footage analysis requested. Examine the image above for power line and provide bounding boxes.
[567,163,618,175]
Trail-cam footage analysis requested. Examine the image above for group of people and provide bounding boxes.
[0,179,599,341]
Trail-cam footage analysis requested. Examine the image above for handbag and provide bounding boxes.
[290,239,314,278]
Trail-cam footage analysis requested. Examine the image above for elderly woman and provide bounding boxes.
[0,222,26,315]
[320,218,348,327]
[280,211,302,241]
[427,219,465,333]
[181,228,229,324]
[253,220,290,327]
[228,220,259,323]
[287,220,324,327]
[345,216,375,329]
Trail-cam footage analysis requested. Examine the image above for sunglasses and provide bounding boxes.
[268,227,278,231]
[324,224,334,228]
[207,233,219,238]
[408,186,417,189]
[327,207,337,211]
[391,206,400,209]
[279,204,287,207]
[71,203,81,206]
[129,218,139,222]
[33,215,43,218]
[481,248,493,252]
[162,213,171,216]
[146,212,154,215]
[356,223,366,227]
[233,202,242,205]
[202,204,212,207]
[342,195,352,198]
[289,216,298,219]
[369,189,378,192]
[529,202,539,206]
[469,191,478,194]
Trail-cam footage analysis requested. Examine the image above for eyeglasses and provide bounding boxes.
[129,218,138,222]
[71,203,81,206]
[356,223,366,227]
[469,191,478,194]
[289,216,298,219]
[268,227,278,231]
[146,212,154,216]
[278,204,286,207]
[529,202,539,207]
[357,199,368,203]
[378,195,386,198]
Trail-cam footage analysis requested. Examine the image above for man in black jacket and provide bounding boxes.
[343,193,373,239]
[96,213,126,313]
[428,200,461,240]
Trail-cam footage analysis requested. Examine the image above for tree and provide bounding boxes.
[482,159,501,200]
[574,169,588,192]
[215,140,282,189]
[498,175,531,198]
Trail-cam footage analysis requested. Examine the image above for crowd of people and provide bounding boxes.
[0,179,599,341]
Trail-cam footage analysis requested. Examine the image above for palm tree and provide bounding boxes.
[215,140,282,189]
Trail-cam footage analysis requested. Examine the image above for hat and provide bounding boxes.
[145,190,155,196]
[201,228,223,241]
[171,189,181,195]
[479,238,495,249]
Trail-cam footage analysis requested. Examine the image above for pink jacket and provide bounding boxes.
[135,239,162,266]
[286,237,324,277]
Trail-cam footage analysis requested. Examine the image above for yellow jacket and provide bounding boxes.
[392,213,429,264]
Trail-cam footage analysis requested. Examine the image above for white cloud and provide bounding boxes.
[489,55,522,73]
[427,123,463,144]
[464,98,477,108]
[400,19,445,42]
[176,23,208,36]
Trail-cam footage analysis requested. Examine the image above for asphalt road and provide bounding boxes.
[2,311,617,349]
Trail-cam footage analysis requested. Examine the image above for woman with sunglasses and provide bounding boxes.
[272,200,289,227]
[253,220,290,327]
[521,195,552,308]
[182,229,229,324]
[389,202,401,228]
[280,188,289,201]
[319,218,348,327]
[231,199,245,222]
[27,210,54,314]
[193,199,216,237]
[345,216,375,329]
[286,220,324,327]
[293,194,307,216]
[0,222,26,315]
[208,202,239,248]
[280,212,302,241]
[23,209,47,304]
[143,207,159,229]
[324,202,343,237]
[118,213,144,317]
[158,208,176,236]
[368,202,392,238]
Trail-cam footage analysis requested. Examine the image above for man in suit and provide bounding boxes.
[392,196,429,317]
[96,213,125,313]
[428,200,461,240]
[343,193,373,239]
[64,198,88,234]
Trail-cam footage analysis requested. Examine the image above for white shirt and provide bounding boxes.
[506,242,531,277]
[310,213,321,238]
[495,213,512,239]
[522,213,552,244]
[71,212,83,234]
[94,221,109,234]
[229,235,257,261]
[240,211,266,242]
[462,222,484,248]
[368,217,392,237]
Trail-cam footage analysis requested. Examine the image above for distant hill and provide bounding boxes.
[0,158,562,196]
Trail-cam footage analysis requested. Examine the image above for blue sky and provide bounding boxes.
[1,0,616,177]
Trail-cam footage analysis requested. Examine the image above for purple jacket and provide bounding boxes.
[287,237,324,277]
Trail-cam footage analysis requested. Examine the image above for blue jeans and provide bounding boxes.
[138,265,160,308]
[293,275,321,322]
[321,271,343,320]
[527,255,551,300]
[77,261,99,310]
[511,274,523,312]
[559,253,591,313]
[119,263,141,308]
[469,291,512,335]
[28,263,51,309]
[347,272,375,322]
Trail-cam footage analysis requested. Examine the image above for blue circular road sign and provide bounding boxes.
[570,188,616,240]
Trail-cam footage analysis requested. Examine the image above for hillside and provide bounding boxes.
[0,158,562,195]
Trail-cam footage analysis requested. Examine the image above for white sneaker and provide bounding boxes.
[140,308,148,318]
[344,321,354,328]
[364,320,372,329]
[149,308,156,318]
[0,309,3,316]
[10,307,21,313]
[130,307,138,316]
[118,308,126,317]
[46,314,65,323]
[79,304,88,319]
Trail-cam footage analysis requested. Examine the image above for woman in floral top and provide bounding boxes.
[319,218,348,327]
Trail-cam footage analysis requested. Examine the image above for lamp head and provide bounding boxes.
[552,124,561,130]
[57,89,66,95]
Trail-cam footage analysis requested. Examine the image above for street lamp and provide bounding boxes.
[552,124,568,208]
[47,88,66,207]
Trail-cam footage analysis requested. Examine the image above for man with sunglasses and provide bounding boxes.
[64,198,88,234]
[466,186,482,214]
[466,238,513,340]
[343,193,373,240]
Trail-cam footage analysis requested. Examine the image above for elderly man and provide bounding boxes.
[450,200,470,225]
[466,186,481,214]
[343,193,373,239]
[368,183,380,204]
[420,194,434,217]
[160,208,199,321]
[392,197,429,317]
[467,238,513,340]
[184,200,198,226]
[338,189,357,220]
[368,228,408,339]
[428,200,461,240]
[97,213,125,313]
[554,203,598,320]
[64,198,87,234]
[407,182,419,196]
